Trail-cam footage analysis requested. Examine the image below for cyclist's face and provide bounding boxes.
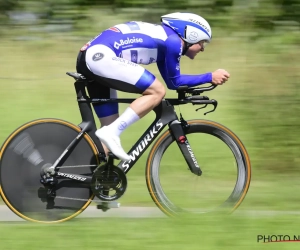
[186,40,208,60]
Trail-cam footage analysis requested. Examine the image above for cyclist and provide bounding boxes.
[76,12,230,161]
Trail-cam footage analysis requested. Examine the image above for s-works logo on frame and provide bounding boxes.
[257,235,300,243]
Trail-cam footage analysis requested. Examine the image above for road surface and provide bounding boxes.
[0,205,166,221]
[1,205,299,222]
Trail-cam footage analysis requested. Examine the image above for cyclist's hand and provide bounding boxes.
[212,69,230,85]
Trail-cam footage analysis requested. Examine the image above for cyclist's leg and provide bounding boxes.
[85,82,119,126]
[84,44,165,160]
[130,78,166,118]
[77,49,120,125]
[86,84,120,156]
[99,78,165,141]
[99,114,119,127]
[98,88,119,127]
[77,49,120,156]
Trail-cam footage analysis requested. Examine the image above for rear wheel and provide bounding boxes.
[0,118,99,223]
[146,119,251,216]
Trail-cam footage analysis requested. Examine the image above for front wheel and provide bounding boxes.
[146,119,251,216]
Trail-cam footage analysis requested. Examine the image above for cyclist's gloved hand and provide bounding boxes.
[212,69,230,85]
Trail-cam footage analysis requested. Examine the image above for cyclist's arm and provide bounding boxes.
[157,35,212,90]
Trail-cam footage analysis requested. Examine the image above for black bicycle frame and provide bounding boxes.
[51,74,218,181]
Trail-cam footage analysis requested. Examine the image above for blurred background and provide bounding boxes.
[0,0,300,249]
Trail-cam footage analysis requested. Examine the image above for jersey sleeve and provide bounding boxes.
[157,34,212,90]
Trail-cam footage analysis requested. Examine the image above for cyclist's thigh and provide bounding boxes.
[87,82,118,118]
[85,44,156,94]
[86,81,117,100]
[77,49,118,118]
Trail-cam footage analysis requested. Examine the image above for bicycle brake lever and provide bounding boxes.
[195,104,208,111]
[204,100,218,115]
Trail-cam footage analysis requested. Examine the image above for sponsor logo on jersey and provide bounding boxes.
[92,53,104,61]
[112,57,126,63]
[130,50,138,63]
[112,57,138,67]
[108,27,120,32]
[114,37,143,50]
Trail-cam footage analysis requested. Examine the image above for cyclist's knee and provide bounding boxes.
[144,78,166,100]
[157,82,166,99]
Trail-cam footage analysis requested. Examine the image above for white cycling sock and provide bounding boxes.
[107,107,140,136]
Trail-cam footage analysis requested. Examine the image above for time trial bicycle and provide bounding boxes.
[0,72,251,223]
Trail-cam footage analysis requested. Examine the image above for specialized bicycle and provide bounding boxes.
[0,72,251,223]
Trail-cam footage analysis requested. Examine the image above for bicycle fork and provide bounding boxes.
[169,117,203,176]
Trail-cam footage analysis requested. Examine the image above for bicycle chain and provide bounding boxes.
[52,195,112,204]
[52,195,93,202]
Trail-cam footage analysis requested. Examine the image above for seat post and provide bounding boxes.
[66,72,105,157]
[74,80,106,157]
[74,80,96,127]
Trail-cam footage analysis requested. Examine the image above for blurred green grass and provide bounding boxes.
[1,214,300,250]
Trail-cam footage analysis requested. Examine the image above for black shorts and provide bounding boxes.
[76,50,144,98]
[76,51,119,117]
[76,50,110,100]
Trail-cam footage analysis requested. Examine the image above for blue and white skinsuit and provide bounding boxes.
[76,21,212,118]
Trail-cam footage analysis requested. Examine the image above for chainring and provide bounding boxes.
[91,164,127,201]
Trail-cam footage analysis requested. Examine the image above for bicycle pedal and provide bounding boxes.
[108,152,119,160]
[96,201,120,211]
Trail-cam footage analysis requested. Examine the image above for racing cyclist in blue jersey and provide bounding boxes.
[76,12,230,162]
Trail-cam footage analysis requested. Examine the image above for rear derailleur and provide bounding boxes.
[39,164,57,203]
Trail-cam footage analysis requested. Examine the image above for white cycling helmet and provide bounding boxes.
[161,12,212,44]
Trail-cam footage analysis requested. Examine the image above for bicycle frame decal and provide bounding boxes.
[120,119,164,172]
[184,140,200,169]
[56,172,87,181]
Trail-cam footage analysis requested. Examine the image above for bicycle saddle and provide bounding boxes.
[66,72,87,80]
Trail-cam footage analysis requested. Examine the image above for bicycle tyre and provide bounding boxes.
[146,119,251,216]
[0,118,99,223]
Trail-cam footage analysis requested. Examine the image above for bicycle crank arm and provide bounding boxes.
[54,196,121,210]
[55,196,121,212]
[96,201,120,211]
